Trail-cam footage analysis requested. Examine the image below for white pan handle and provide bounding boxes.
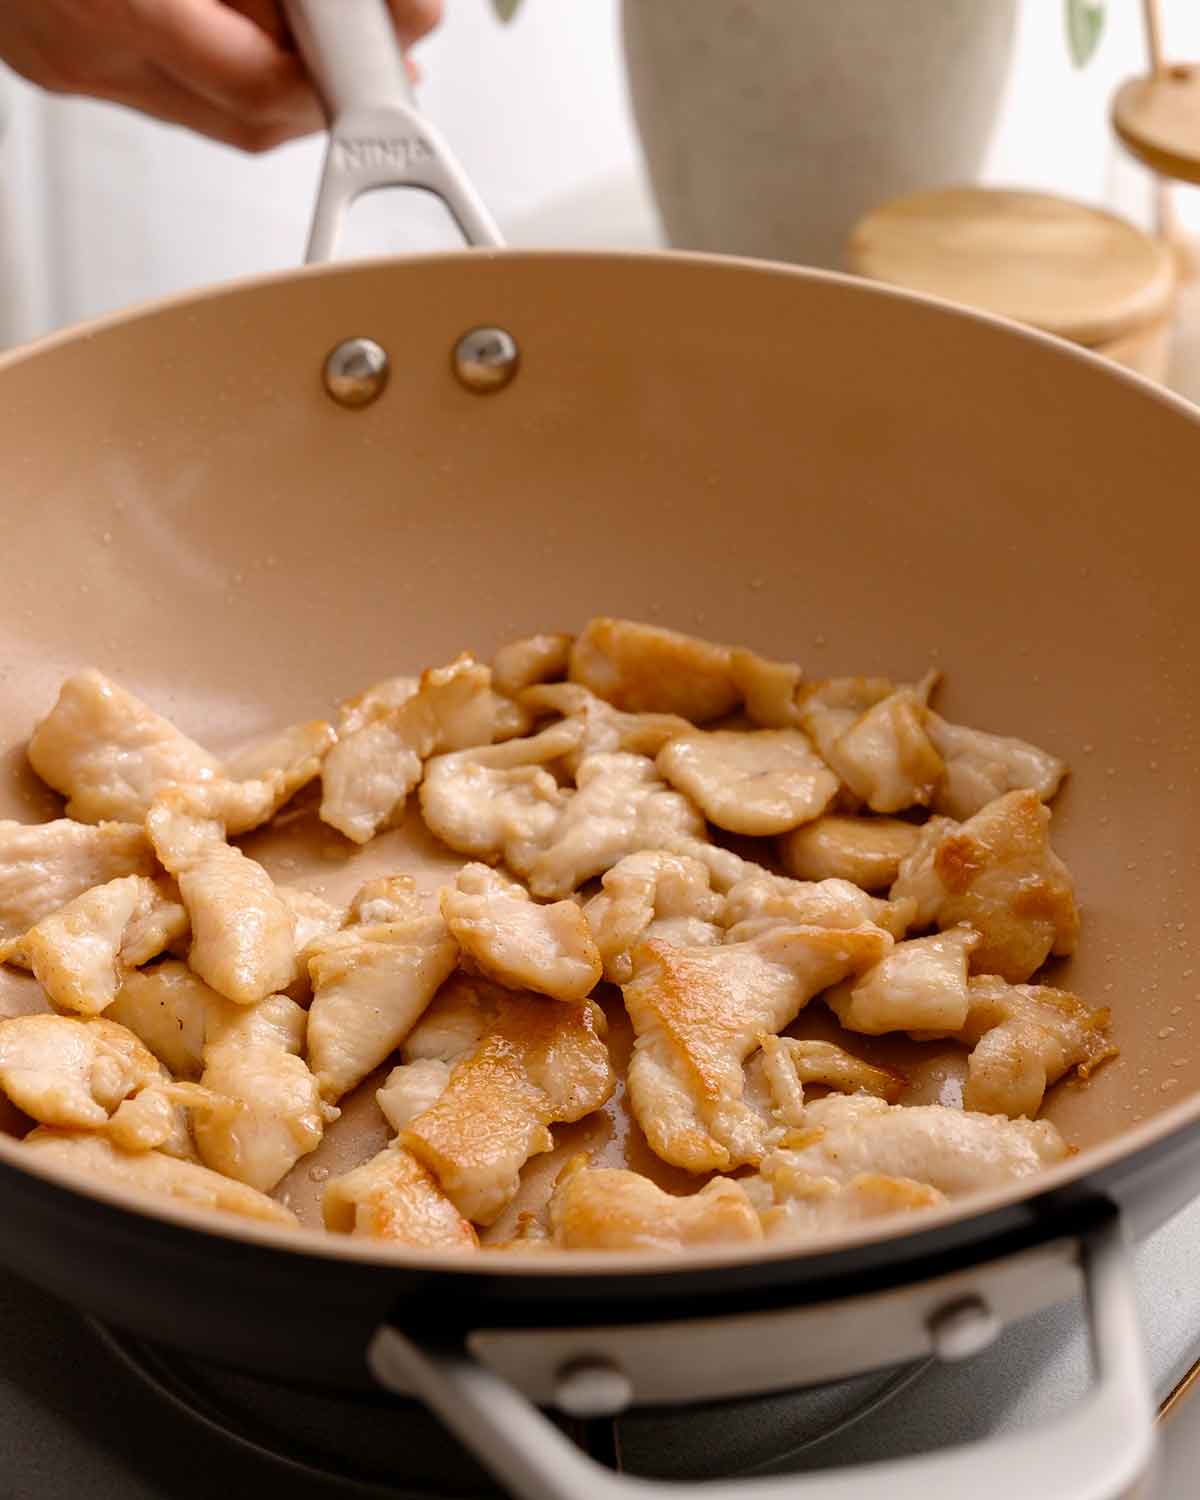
[369,1215,1156,1500]
[282,0,503,260]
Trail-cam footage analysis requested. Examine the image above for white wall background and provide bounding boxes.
[2,0,1200,346]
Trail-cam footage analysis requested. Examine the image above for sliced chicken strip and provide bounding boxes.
[192,994,334,1193]
[623,923,891,1173]
[657,729,839,836]
[418,721,580,866]
[795,676,897,767]
[518,682,690,773]
[729,649,805,729]
[514,752,708,901]
[549,1164,762,1251]
[927,713,1068,820]
[0,1014,191,1156]
[147,784,296,1004]
[722,871,913,943]
[931,974,1115,1118]
[394,977,614,1224]
[222,719,336,815]
[440,864,601,1002]
[320,654,496,844]
[28,670,221,824]
[0,818,154,943]
[778,814,921,891]
[337,674,419,737]
[277,887,344,964]
[747,1170,946,1240]
[305,910,458,1102]
[0,874,187,1015]
[376,1057,453,1133]
[817,687,944,814]
[584,850,724,985]
[324,1142,478,1248]
[346,875,424,927]
[22,1129,297,1226]
[889,788,1079,983]
[108,959,238,1079]
[749,1036,905,1130]
[569,617,739,722]
[763,1093,1068,1196]
[492,633,573,698]
[825,928,980,1036]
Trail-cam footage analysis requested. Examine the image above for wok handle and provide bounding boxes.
[281,0,503,261]
[369,1213,1156,1500]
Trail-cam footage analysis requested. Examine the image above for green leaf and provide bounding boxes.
[491,0,523,21]
[1065,0,1105,68]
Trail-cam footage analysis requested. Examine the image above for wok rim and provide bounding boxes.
[0,245,1197,1284]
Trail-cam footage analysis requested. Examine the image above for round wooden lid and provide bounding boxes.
[848,186,1176,347]
[1113,64,1200,187]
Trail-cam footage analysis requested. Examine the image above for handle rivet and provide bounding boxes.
[554,1357,634,1418]
[927,1295,1001,1362]
[323,337,390,408]
[452,326,520,394]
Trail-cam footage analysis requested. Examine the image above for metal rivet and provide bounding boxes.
[927,1295,1002,1362]
[323,337,390,408]
[452,326,519,394]
[553,1357,634,1418]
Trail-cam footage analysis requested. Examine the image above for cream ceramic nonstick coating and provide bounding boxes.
[0,248,1197,1276]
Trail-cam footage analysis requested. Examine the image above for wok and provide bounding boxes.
[0,2,1197,1495]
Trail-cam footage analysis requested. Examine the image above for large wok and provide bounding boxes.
[0,3,1196,1496]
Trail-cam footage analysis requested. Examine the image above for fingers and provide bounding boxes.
[99,59,302,153]
[387,0,444,48]
[136,0,323,139]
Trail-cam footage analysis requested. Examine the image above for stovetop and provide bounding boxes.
[4,1196,1200,1499]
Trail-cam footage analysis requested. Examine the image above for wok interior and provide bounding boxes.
[0,250,1198,1253]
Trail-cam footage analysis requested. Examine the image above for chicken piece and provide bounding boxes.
[395,977,614,1224]
[584,851,725,984]
[927,713,1068,821]
[729,649,805,729]
[277,886,344,962]
[324,1142,478,1248]
[107,960,236,1079]
[549,1165,762,1251]
[795,676,897,765]
[377,1057,453,1133]
[778,815,921,892]
[825,928,980,1036]
[305,909,458,1102]
[656,729,839,837]
[624,923,891,1172]
[22,1129,297,1226]
[0,1014,190,1156]
[518,683,691,772]
[222,719,336,814]
[320,654,496,844]
[0,818,155,943]
[346,875,424,927]
[722,871,913,943]
[490,693,535,743]
[750,1036,905,1129]
[338,674,419,737]
[941,975,1115,1118]
[0,875,188,1015]
[27,670,221,823]
[492,633,573,698]
[147,786,295,1004]
[569,617,739,722]
[759,1092,1068,1196]
[817,687,944,815]
[418,720,579,865]
[191,994,334,1192]
[440,864,601,1002]
[515,752,709,900]
[747,1170,947,1240]
[889,789,1079,982]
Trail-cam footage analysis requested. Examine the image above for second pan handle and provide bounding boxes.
[282,0,504,261]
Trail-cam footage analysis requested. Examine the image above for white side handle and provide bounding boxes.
[282,0,503,261]
[369,1215,1156,1500]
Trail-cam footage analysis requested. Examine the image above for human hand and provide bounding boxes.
[0,0,443,152]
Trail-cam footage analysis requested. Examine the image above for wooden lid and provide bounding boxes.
[848,186,1176,347]
[1113,64,1200,187]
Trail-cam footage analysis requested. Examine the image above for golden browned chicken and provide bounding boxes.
[778,814,921,891]
[656,728,838,836]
